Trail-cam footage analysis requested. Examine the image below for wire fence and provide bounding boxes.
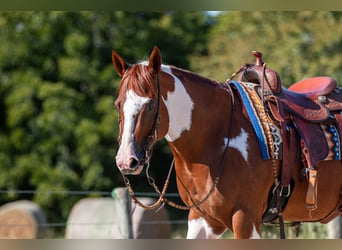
[0,189,181,197]
[0,189,188,231]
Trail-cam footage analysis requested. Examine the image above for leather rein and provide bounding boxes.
[121,74,236,211]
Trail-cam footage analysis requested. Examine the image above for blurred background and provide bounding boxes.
[0,11,341,239]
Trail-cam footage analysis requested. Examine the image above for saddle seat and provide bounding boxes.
[280,77,337,122]
[279,86,330,123]
[288,76,337,100]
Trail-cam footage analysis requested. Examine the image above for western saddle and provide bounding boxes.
[234,51,342,214]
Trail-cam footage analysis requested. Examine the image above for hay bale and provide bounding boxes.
[0,200,47,239]
[65,198,120,239]
[65,197,171,239]
[131,197,171,239]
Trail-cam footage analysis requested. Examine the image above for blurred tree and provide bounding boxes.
[191,11,342,86]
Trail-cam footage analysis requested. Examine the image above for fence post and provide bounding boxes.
[113,187,134,239]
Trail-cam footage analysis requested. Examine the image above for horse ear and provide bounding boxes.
[112,50,129,77]
[148,46,161,73]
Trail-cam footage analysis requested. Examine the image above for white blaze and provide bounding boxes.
[161,65,194,142]
[119,90,150,153]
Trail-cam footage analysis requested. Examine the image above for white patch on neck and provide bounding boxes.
[121,90,150,147]
[250,224,260,239]
[161,65,194,142]
[228,128,249,162]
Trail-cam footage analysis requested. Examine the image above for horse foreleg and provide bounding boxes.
[186,210,224,239]
[232,210,261,239]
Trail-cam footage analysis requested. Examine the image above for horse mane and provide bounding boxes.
[118,62,221,98]
[119,62,158,98]
[166,65,221,87]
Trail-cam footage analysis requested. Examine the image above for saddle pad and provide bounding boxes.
[229,81,282,160]
[296,122,341,164]
[323,124,341,161]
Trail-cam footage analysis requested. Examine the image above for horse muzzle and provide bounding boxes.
[116,155,144,175]
[115,142,144,175]
[120,164,143,175]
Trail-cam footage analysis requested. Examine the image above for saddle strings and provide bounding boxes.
[225,63,250,83]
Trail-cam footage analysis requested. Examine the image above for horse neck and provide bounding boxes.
[159,66,233,161]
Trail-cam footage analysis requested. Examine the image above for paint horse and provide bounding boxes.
[112,46,342,239]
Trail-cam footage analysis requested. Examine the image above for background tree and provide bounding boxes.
[191,11,342,86]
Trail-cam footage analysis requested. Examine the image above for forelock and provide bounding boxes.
[119,63,157,98]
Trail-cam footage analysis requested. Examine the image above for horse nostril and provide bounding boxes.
[129,157,139,169]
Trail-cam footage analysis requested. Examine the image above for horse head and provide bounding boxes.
[112,46,164,175]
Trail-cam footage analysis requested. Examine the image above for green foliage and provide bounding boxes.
[191,11,342,86]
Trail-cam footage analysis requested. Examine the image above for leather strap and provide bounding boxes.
[305,169,318,209]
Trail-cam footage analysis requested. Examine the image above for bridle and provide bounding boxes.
[120,73,236,211]
[141,74,161,168]
[121,74,168,210]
